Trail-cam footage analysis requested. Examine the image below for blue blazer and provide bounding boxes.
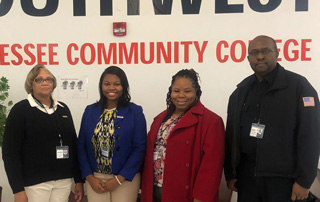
[77,103,147,181]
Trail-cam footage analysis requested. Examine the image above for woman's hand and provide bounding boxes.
[103,175,125,192]
[86,175,107,194]
[14,191,28,202]
[74,183,84,202]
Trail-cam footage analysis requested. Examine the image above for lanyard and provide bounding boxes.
[32,96,63,146]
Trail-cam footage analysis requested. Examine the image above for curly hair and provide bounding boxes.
[163,69,202,122]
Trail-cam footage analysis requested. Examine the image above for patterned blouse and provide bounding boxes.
[153,115,182,187]
[91,108,117,174]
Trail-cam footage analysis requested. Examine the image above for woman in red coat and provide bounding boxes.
[141,69,225,202]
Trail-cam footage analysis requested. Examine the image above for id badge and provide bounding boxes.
[250,123,265,139]
[153,151,158,161]
[56,146,69,159]
[101,146,109,158]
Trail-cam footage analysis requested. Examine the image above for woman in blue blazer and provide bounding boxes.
[77,66,147,202]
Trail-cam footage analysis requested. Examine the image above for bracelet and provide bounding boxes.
[115,175,122,185]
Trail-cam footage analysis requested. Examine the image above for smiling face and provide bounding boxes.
[32,68,54,99]
[247,36,279,81]
[171,77,197,115]
[102,74,123,108]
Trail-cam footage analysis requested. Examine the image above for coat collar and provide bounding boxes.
[232,64,288,121]
[171,101,204,133]
[114,105,130,124]
[91,103,130,124]
[237,63,288,92]
[268,64,288,92]
[153,101,205,133]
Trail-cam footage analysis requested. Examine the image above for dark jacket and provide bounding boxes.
[224,64,320,189]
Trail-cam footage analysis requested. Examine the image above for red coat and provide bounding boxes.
[141,101,225,202]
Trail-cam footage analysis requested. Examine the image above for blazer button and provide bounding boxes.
[116,135,120,140]
[185,185,189,190]
[116,147,120,151]
[115,125,120,129]
[185,140,189,145]
[185,163,190,167]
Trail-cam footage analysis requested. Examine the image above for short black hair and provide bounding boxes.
[248,35,278,52]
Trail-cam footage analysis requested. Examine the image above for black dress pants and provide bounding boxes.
[236,159,306,202]
[153,185,162,202]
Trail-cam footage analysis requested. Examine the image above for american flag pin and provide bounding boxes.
[303,97,315,107]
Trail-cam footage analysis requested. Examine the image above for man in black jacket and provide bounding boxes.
[224,35,320,202]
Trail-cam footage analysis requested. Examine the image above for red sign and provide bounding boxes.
[113,22,127,36]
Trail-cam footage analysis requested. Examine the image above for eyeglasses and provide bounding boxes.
[34,77,54,83]
[248,49,277,57]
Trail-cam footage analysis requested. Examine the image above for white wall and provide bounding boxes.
[1,0,320,201]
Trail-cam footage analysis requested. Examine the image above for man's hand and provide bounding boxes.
[291,182,309,201]
[227,179,238,192]
[14,191,28,202]
[74,183,84,202]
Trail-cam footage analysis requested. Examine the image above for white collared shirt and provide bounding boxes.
[27,94,64,114]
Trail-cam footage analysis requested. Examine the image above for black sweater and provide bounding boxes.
[2,99,82,194]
